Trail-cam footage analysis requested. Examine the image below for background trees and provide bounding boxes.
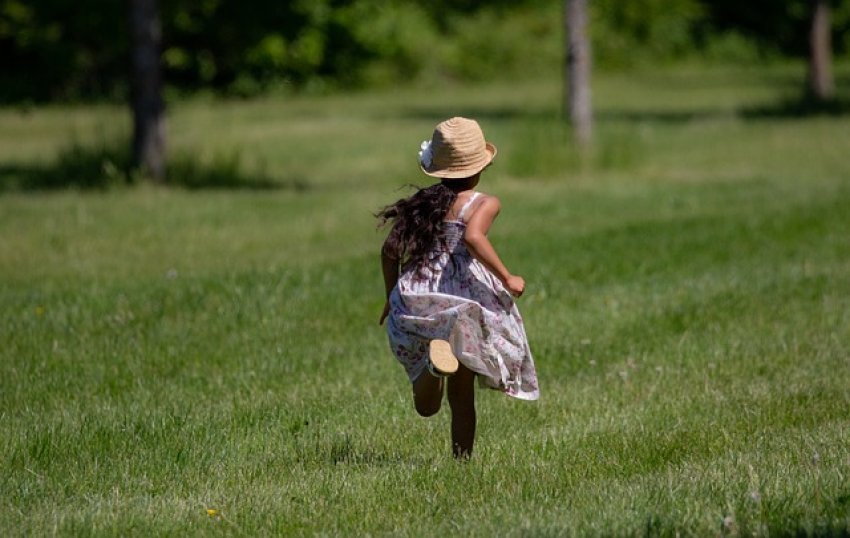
[700,0,847,103]
[2,0,848,105]
[808,0,835,101]
[129,0,165,182]
[565,0,592,145]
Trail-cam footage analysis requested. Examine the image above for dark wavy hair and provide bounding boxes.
[376,182,458,268]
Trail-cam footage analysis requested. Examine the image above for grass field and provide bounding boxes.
[2,63,850,536]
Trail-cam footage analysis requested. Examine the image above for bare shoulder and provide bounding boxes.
[475,193,501,213]
[465,192,501,225]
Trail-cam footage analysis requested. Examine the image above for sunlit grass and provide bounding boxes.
[2,63,850,535]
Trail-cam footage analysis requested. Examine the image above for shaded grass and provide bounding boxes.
[0,140,294,192]
[2,64,850,535]
[0,141,131,190]
[741,94,850,119]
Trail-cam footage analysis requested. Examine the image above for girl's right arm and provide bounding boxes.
[463,196,525,297]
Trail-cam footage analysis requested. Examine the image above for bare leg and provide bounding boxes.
[412,369,443,417]
[447,364,476,459]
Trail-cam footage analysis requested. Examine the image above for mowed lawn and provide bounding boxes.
[2,64,850,536]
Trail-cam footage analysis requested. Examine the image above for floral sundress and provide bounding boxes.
[386,192,540,400]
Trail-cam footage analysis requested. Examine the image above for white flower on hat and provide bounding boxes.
[418,140,433,168]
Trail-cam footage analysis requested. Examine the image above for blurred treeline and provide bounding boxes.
[2,0,849,103]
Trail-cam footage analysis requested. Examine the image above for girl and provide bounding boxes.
[377,117,539,459]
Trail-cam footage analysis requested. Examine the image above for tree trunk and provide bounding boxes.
[129,0,166,182]
[565,0,592,146]
[807,0,834,101]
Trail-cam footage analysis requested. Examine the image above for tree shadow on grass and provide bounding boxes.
[597,108,734,124]
[396,105,546,122]
[0,141,311,193]
[739,94,850,119]
[0,143,132,191]
[167,151,310,191]
[402,100,850,125]
[399,76,850,125]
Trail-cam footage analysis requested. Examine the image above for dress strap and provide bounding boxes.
[457,192,481,221]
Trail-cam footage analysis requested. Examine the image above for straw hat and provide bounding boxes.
[419,117,497,179]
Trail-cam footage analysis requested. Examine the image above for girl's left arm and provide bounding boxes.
[379,241,399,325]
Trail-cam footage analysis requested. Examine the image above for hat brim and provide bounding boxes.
[421,143,497,179]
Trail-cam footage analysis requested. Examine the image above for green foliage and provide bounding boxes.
[0,0,128,102]
[6,0,850,103]
[332,1,439,86]
[441,4,562,82]
[697,30,768,64]
[700,0,850,58]
[592,0,705,67]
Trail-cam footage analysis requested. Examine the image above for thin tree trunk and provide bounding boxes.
[565,0,592,146]
[129,0,166,182]
[807,0,834,101]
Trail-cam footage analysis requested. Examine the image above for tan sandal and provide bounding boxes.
[428,339,459,377]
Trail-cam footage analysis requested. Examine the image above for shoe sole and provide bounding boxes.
[429,340,459,376]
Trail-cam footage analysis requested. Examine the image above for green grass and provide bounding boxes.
[2,62,850,536]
